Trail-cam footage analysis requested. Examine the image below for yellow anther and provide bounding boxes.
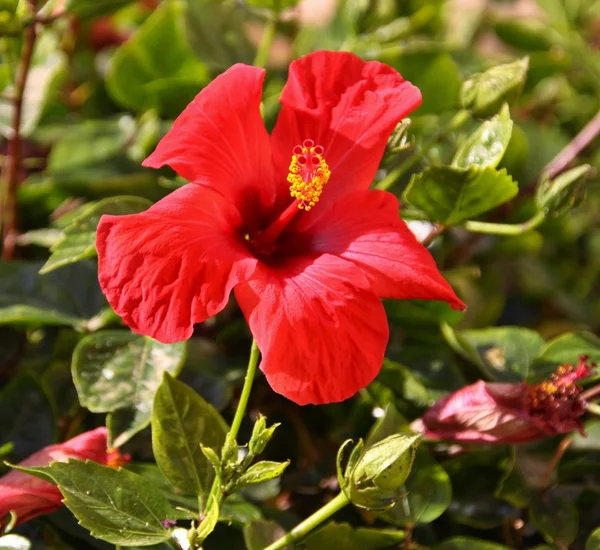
[287,144,331,210]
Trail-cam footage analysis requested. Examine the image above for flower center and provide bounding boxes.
[287,139,331,210]
[527,355,594,417]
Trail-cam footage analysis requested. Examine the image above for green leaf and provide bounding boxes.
[219,494,262,527]
[492,19,553,51]
[47,118,164,201]
[107,406,158,450]
[530,491,579,546]
[375,360,430,407]
[586,526,600,550]
[243,520,285,550]
[0,374,55,461]
[184,0,252,70]
[393,53,462,114]
[303,522,405,550]
[436,538,512,550]
[461,57,529,117]
[0,260,105,328]
[0,535,31,550]
[106,0,209,116]
[456,326,545,382]
[532,331,600,382]
[152,373,228,495]
[16,460,174,546]
[72,331,186,445]
[236,461,290,489]
[453,104,513,170]
[40,196,152,274]
[405,166,518,225]
[386,300,464,331]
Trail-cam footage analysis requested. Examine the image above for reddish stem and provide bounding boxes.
[541,435,573,492]
[543,109,600,180]
[420,222,447,247]
[580,383,600,402]
[2,4,38,260]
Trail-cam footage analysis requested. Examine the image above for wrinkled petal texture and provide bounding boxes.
[142,64,274,227]
[235,254,388,405]
[271,51,422,204]
[292,189,465,309]
[0,428,108,526]
[421,381,544,444]
[97,185,257,343]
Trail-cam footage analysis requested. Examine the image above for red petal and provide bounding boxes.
[0,428,109,526]
[143,64,274,225]
[97,185,257,343]
[294,190,465,310]
[271,51,421,204]
[235,254,388,405]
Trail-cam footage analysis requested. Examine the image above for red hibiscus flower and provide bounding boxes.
[415,356,594,444]
[0,428,109,527]
[96,51,465,405]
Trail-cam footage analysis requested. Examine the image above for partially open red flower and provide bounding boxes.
[416,356,594,444]
[0,428,108,527]
[97,51,465,405]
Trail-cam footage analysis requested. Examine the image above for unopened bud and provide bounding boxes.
[248,415,279,456]
[342,434,421,511]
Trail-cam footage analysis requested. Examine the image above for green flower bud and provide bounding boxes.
[536,164,590,217]
[343,434,421,511]
[248,415,279,456]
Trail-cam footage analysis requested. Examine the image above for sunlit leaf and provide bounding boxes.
[40,196,152,274]
[106,0,209,116]
[453,104,513,170]
[152,373,228,495]
[462,58,529,116]
[405,166,518,225]
[72,332,186,445]
[16,460,174,546]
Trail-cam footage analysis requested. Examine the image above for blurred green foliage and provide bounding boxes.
[1,0,600,549]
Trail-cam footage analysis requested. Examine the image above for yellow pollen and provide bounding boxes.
[287,142,331,210]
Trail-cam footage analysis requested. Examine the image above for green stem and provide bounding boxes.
[462,211,546,235]
[586,402,600,416]
[375,109,470,191]
[253,16,277,68]
[229,339,260,442]
[264,492,350,550]
[194,340,261,548]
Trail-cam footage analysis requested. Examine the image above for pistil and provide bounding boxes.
[250,140,330,254]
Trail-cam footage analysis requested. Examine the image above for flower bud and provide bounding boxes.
[248,415,279,457]
[341,434,420,511]
[386,119,413,153]
[536,164,589,217]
